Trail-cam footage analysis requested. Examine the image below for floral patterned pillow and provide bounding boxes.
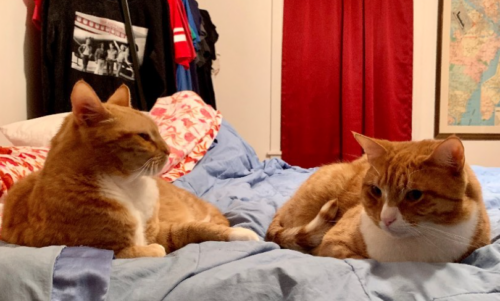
[149,91,222,181]
[0,146,49,234]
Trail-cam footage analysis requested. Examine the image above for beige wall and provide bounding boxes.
[413,0,500,167]
[197,0,283,160]
[0,1,29,125]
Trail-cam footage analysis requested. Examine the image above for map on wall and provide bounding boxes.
[435,0,500,139]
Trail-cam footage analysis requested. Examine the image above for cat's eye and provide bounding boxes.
[406,190,423,202]
[370,185,382,198]
[138,133,151,141]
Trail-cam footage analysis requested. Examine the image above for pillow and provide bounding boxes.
[0,146,49,235]
[149,91,222,181]
[0,132,13,146]
[0,112,152,147]
[0,113,70,147]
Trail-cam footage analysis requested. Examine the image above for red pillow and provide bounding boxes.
[149,91,222,181]
[0,146,49,234]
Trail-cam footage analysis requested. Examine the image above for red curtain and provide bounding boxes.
[281,0,413,168]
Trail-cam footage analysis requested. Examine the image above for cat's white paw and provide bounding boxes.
[148,243,166,257]
[229,227,260,242]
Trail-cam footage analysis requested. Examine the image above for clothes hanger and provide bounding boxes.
[118,0,147,110]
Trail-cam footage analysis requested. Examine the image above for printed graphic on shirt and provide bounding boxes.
[71,11,148,81]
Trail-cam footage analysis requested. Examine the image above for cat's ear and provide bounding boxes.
[71,80,110,126]
[107,84,131,107]
[353,132,387,166]
[426,136,465,172]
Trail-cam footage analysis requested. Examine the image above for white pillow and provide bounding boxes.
[0,113,70,147]
[0,132,13,146]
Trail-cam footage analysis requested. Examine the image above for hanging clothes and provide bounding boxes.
[187,0,202,40]
[186,0,202,94]
[181,0,201,50]
[167,0,196,69]
[33,0,43,30]
[167,0,196,91]
[176,64,193,91]
[196,9,218,109]
[40,0,177,116]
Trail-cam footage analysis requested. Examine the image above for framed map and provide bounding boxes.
[435,0,500,139]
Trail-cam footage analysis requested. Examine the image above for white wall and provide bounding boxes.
[197,0,283,160]
[0,1,29,125]
[413,0,500,167]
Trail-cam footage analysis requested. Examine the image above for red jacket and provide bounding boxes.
[167,0,196,69]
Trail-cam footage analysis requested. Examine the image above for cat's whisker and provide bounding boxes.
[417,224,473,241]
[389,223,476,245]
[135,154,166,177]
[418,226,484,248]
[133,158,157,179]
[132,157,156,173]
[146,155,165,176]
[411,227,448,255]
[150,155,167,175]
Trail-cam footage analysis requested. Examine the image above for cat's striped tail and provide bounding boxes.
[266,200,338,252]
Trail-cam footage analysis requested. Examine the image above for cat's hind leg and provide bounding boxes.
[313,205,367,259]
[203,203,231,226]
[266,199,339,252]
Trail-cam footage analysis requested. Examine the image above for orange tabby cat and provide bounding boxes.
[266,133,490,262]
[1,80,259,258]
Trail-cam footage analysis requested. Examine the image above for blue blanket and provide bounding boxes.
[1,120,500,301]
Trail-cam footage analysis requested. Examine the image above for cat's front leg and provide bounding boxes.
[115,243,166,258]
[157,222,260,252]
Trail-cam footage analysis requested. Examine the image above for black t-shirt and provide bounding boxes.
[41,0,177,116]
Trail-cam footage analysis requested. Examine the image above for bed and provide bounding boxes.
[1,105,500,300]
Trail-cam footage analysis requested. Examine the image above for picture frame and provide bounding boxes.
[434,0,500,140]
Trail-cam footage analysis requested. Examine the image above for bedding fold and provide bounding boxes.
[0,241,64,301]
[52,247,114,301]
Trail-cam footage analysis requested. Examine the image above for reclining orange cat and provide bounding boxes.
[267,133,490,262]
[1,80,259,258]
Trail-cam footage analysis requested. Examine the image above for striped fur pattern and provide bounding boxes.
[266,133,491,262]
[1,81,259,258]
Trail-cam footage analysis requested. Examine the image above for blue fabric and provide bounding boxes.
[187,0,201,36]
[176,64,193,91]
[2,120,500,300]
[174,120,314,237]
[52,247,114,301]
[0,242,64,301]
[108,242,500,301]
[104,120,500,300]
[470,165,500,243]
[181,0,200,50]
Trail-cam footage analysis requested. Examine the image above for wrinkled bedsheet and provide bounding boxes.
[1,120,500,301]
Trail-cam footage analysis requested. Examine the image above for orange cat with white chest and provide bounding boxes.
[1,80,259,258]
[267,133,490,262]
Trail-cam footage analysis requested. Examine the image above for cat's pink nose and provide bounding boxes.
[383,217,396,227]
